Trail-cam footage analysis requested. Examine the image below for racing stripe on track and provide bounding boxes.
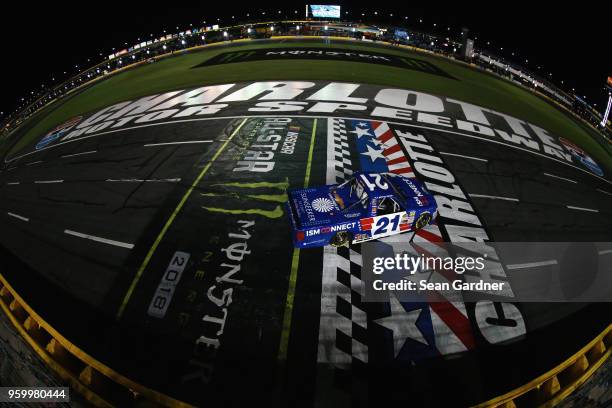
[278,118,319,362]
[326,118,353,182]
[372,121,415,177]
[318,119,368,369]
[412,223,475,353]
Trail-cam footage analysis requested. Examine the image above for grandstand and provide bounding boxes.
[2,17,610,139]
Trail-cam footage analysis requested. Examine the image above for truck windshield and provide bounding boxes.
[332,177,369,211]
[345,178,369,211]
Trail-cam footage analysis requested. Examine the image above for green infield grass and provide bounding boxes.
[4,38,611,171]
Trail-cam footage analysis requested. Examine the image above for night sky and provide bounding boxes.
[0,1,608,119]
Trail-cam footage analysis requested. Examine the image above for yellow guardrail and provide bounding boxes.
[0,269,610,407]
[0,273,193,407]
[473,323,611,408]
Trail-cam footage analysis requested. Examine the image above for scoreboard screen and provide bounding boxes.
[309,5,341,18]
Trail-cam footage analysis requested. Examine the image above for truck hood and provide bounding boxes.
[389,176,435,209]
[288,187,362,228]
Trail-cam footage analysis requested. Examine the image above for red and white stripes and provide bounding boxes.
[372,121,415,178]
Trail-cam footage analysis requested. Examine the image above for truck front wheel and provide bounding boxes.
[415,212,432,229]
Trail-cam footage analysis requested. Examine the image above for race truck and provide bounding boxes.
[286,172,438,248]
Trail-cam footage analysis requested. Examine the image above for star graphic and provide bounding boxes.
[374,293,428,358]
[357,122,368,127]
[350,126,372,138]
[360,144,386,163]
[369,137,383,147]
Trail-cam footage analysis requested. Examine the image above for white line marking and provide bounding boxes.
[543,172,577,184]
[34,180,64,184]
[6,182,20,185]
[506,260,558,270]
[566,205,599,213]
[439,151,488,162]
[105,178,182,183]
[7,212,29,222]
[597,188,612,196]
[598,249,612,255]
[6,114,612,187]
[469,193,519,202]
[26,161,43,166]
[64,229,134,249]
[144,140,213,147]
[61,150,97,158]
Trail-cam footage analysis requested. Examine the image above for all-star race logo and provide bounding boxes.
[36,116,82,150]
[559,137,604,176]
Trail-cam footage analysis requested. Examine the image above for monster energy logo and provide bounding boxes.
[194,51,257,67]
[201,179,289,219]
[192,48,455,79]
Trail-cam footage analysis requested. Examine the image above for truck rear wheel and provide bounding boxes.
[415,212,432,229]
[330,231,350,247]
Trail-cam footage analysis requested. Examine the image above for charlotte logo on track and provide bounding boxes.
[35,116,82,150]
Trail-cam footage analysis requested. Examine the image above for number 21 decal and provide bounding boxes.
[373,213,401,235]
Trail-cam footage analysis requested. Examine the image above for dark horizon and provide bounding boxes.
[0,2,608,118]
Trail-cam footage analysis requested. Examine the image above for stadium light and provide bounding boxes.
[601,92,612,127]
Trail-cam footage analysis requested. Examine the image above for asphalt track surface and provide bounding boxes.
[0,84,611,406]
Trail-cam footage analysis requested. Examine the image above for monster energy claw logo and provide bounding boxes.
[201,179,289,219]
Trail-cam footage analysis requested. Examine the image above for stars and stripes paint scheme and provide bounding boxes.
[315,118,526,402]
